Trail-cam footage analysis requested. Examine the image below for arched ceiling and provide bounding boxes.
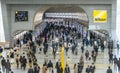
[34,6,89,27]
[33,6,50,26]
[45,6,85,13]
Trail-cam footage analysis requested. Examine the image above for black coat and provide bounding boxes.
[28,68,34,73]
[6,61,11,69]
[86,67,90,73]
[58,67,63,73]
[107,69,112,73]
[64,67,70,73]
[117,60,120,67]
[55,62,61,69]
[90,65,95,73]
[22,58,27,65]
[47,62,53,68]
[1,59,6,66]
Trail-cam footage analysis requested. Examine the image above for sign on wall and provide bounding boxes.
[93,10,107,23]
[15,11,28,22]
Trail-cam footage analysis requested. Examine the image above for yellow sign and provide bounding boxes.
[61,46,65,73]
[93,10,107,23]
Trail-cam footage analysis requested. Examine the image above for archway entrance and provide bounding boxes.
[33,6,89,38]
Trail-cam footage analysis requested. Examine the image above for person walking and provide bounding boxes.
[117,58,120,72]
[16,55,19,69]
[117,41,119,50]
[73,64,78,73]
[22,56,27,70]
[28,66,34,73]
[6,60,11,73]
[93,44,98,54]
[78,59,84,73]
[81,45,84,53]
[10,48,15,64]
[58,65,63,73]
[34,64,38,73]
[85,50,89,61]
[113,55,118,70]
[90,63,95,73]
[65,46,69,56]
[66,57,71,67]
[36,64,40,73]
[86,65,90,73]
[53,46,57,59]
[33,57,37,66]
[109,51,113,64]
[93,53,97,63]
[1,57,6,72]
[19,56,23,69]
[101,42,105,52]
[34,64,40,73]
[78,63,81,73]
[106,66,112,73]
[28,57,32,67]
[64,64,70,73]
[42,64,47,73]
[47,60,53,73]
[55,59,61,73]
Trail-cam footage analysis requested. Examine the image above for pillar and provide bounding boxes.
[0,0,5,42]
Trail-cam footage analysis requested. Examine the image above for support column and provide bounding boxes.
[0,0,5,42]
[110,0,117,48]
[1,0,11,43]
[116,0,120,41]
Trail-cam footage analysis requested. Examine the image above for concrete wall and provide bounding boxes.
[10,4,111,33]
[10,5,42,34]
[80,4,111,31]
[5,0,113,4]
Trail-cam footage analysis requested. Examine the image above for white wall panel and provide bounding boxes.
[0,0,5,42]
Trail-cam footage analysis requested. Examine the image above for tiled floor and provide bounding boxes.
[0,41,119,73]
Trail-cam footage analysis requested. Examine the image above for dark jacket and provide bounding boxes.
[23,58,27,65]
[1,58,6,66]
[55,62,61,69]
[107,68,112,73]
[47,62,53,68]
[6,61,11,69]
[86,67,90,73]
[117,60,120,67]
[65,67,70,73]
[28,68,34,73]
[58,67,63,73]
[90,65,95,73]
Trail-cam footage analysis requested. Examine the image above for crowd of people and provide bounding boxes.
[0,20,119,73]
